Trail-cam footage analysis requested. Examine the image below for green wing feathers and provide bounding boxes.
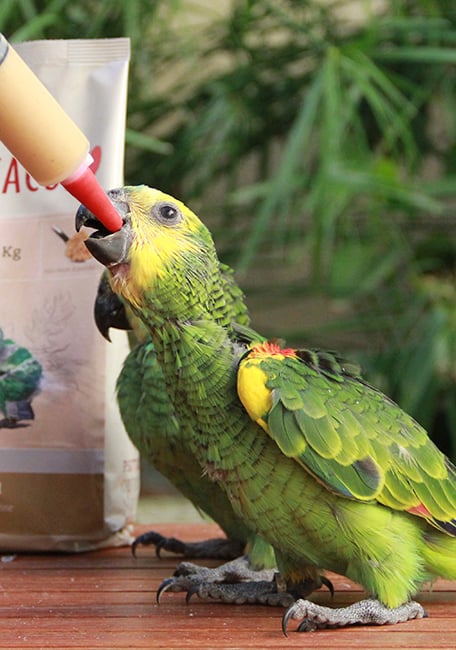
[238,341,456,536]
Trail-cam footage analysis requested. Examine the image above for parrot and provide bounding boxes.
[94,268,280,586]
[0,329,42,428]
[76,185,456,632]
[56,220,280,577]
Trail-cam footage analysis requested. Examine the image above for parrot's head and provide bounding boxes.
[75,185,221,320]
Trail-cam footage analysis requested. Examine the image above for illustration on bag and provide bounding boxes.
[0,329,42,428]
[53,225,92,263]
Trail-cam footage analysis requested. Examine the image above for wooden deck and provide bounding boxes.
[0,522,455,650]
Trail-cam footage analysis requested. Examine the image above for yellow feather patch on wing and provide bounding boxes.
[237,360,272,430]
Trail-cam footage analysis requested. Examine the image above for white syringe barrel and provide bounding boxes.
[0,33,90,187]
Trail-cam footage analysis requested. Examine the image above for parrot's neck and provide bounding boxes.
[129,258,240,423]
[135,260,235,329]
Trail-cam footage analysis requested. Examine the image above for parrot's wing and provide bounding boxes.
[117,340,180,457]
[237,341,456,535]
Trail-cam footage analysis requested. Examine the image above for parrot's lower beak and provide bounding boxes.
[75,188,132,268]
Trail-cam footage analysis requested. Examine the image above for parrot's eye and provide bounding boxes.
[154,202,182,226]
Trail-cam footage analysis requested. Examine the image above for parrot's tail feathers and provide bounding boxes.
[423,531,456,580]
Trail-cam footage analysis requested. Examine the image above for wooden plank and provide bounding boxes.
[0,617,456,650]
[0,523,454,650]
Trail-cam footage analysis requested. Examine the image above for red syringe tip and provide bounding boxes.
[62,167,123,232]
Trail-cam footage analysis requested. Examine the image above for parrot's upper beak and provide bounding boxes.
[75,188,132,268]
[94,273,131,341]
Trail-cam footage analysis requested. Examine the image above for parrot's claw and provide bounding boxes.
[320,575,335,598]
[132,531,186,558]
[156,556,294,607]
[156,577,179,603]
[132,530,244,560]
[282,598,427,634]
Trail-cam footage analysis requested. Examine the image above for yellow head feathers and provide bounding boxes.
[110,186,211,308]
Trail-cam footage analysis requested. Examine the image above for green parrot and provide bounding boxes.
[0,329,42,428]
[94,270,279,580]
[77,185,456,632]
[56,226,277,566]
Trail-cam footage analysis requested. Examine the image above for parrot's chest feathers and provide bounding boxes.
[150,319,241,430]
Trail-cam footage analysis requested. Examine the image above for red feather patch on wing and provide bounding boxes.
[249,341,297,359]
[407,503,456,535]
[408,504,432,518]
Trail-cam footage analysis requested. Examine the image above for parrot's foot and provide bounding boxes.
[157,556,294,606]
[132,530,244,560]
[282,598,427,634]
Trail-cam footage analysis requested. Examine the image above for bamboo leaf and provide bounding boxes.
[238,64,325,270]
[375,46,456,64]
[125,128,173,155]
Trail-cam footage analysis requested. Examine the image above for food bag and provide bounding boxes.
[0,38,140,551]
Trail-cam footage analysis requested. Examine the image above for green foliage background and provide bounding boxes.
[2,0,456,458]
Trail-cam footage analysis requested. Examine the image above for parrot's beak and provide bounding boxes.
[94,274,131,341]
[75,188,132,268]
